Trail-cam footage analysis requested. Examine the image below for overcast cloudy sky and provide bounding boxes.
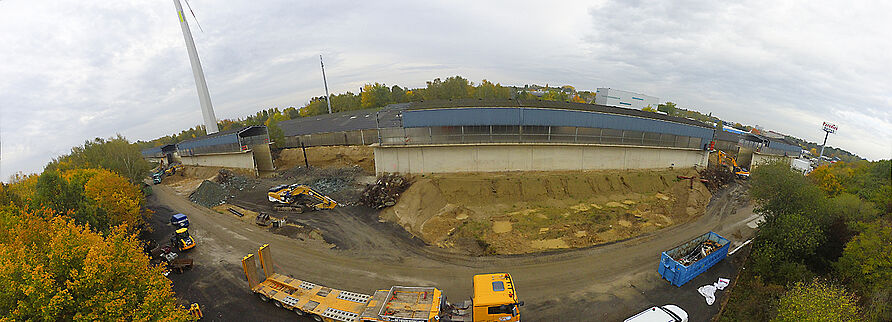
[1,0,890,179]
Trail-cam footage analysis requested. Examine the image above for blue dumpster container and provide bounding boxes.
[658,231,730,287]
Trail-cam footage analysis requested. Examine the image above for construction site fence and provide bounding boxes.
[379,125,703,149]
[177,142,243,156]
[282,129,379,148]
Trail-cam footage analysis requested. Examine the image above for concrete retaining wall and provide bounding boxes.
[251,144,276,171]
[751,152,793,169]
[374,143,708,175]
[179,151,257,172]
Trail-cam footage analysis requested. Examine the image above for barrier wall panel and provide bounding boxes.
[375,144,707,175]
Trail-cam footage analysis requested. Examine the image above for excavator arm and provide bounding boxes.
[267,184,337,210]
[289,185,338,209]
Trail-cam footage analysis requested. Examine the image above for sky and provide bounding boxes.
[1,0,890,179]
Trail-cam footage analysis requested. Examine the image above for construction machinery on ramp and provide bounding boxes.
[242,244,524,322]
[268,184,337,212]
[714,150,750,179]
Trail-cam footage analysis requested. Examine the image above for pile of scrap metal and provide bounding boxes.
[674,239,723,266]
[254,213,286,227]
[360,174,412,209]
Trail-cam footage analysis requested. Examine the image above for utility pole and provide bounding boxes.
[320,55,333,114]
[173,0,219,134]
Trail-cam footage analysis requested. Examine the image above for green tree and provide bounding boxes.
[32,170,109,232]
[473,80,512,99]
[657,102,678,115]
[836,220,892,320]
[390,85,407,103]
[749,162,830,282]
[46,135,152,185]
[773,280,862,322]
[301,98,329,116]
[361,83,392,108]
[542,90,569,101]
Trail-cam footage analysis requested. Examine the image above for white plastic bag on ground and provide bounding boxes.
[715,278,730,290]
[698,285,717,305]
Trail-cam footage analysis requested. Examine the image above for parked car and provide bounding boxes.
[625,305,688,322]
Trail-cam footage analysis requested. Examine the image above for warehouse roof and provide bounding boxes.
[407,99,713,129]
[278,99,713,138]
[278,104,407,137]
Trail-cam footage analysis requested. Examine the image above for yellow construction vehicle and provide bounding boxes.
[171,227,196,251]
[164,164,185,176]
[715,150,750,179]
[267,184,337,212]
[242,244,523,322]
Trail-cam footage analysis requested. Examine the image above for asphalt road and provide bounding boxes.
[150,182,758,321]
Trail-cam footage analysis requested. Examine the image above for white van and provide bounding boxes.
[624,305,688,322]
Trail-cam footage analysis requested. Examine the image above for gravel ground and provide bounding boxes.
[190,180,229,208]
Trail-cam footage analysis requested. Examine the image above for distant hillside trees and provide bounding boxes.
[46,135,152,185]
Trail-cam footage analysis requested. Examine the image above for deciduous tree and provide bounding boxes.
[0,210,191,321]
[773,280,862,322]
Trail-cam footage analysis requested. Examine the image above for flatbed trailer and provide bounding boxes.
[242,244,522,322]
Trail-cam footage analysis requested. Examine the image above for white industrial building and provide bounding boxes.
[595,88,659,109]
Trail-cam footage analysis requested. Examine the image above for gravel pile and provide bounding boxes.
[311,177,351,195]
[217,169,258,192]
[190,180,229,207]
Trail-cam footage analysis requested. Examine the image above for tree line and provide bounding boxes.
[1,138,192,320]
[721,160,891,321]
[135,76,594,150]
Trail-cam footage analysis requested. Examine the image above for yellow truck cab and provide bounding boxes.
[172,227,196,251]
[471,273,523,322]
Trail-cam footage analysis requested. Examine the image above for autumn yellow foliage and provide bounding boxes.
[81,169,148,232]
[0,209,190,320]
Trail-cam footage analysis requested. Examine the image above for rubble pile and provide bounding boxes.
[699,167,735,192]
[360,174,412,209]
[190,180,229,207]
[312,177,351,195]
[277,166,366,205]
[216,169,257,192]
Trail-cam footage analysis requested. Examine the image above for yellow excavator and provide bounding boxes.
[267,184,337,212]
[716,150,750,179]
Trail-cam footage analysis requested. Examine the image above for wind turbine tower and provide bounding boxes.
[173,0,219,134]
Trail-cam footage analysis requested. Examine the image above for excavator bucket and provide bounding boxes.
[258,243,275,279]
[242,253,259,290]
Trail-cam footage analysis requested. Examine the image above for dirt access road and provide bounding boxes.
[153,182,758,321]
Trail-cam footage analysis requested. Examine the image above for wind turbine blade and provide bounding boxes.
[183,0,204,33]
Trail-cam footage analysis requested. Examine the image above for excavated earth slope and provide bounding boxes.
[381,169,711,255]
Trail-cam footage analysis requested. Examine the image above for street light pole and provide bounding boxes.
[320,55,333,114]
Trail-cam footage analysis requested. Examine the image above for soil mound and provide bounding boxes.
[381,169,712,255]
[276,146,374,173]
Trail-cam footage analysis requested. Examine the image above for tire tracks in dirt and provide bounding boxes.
[154,182,756,321]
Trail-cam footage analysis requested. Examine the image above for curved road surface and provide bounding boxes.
[154,183,757,321]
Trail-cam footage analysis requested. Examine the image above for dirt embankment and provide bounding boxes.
[381,169,711,255]
[275,146,375,173]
